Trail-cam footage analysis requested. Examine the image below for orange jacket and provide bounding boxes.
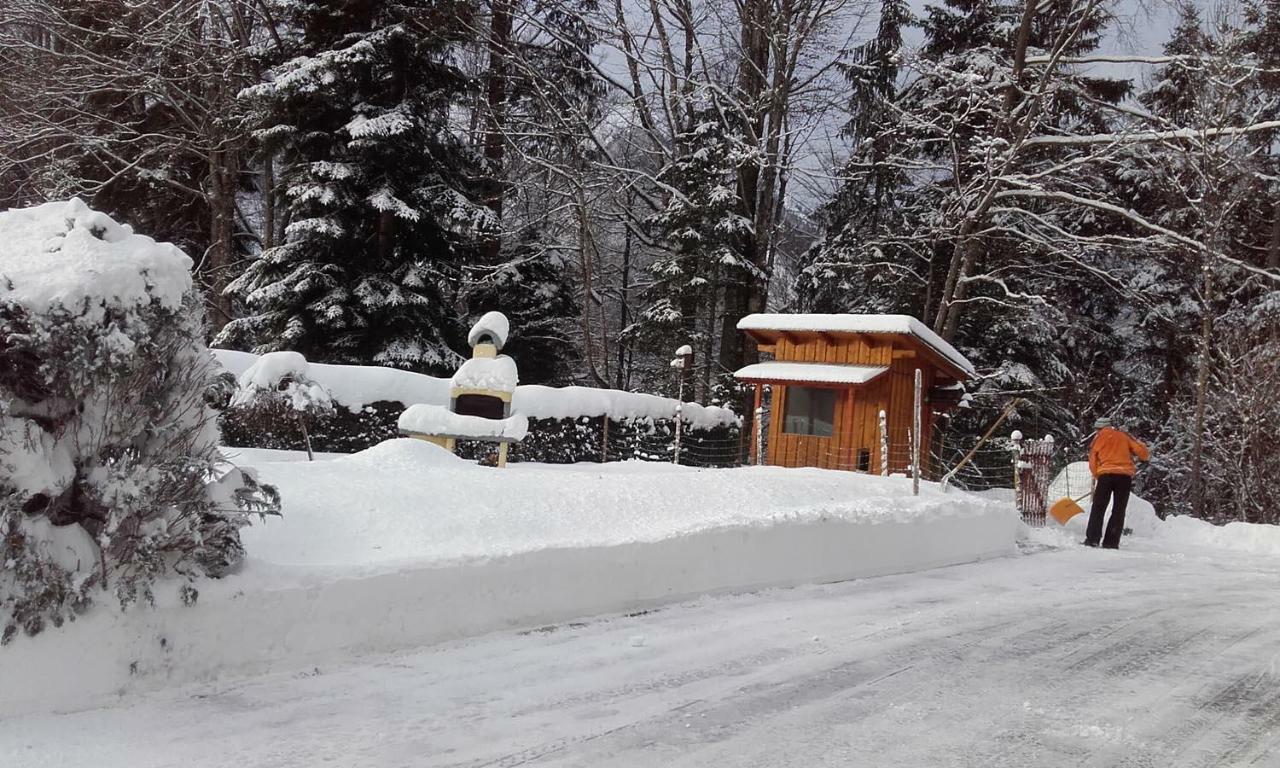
[1089,427,1150,477]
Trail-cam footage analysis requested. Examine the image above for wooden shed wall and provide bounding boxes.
[763,336,938,474]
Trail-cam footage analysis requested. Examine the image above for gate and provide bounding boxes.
[1015,436,1056,526]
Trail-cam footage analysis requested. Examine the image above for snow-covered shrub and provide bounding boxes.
[227,352,336,459]
[0,200,280,643]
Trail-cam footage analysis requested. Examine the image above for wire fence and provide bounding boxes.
[539,404,1078,527]
[604,424,747,468]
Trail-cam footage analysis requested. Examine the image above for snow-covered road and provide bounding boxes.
[5,540,1280,768]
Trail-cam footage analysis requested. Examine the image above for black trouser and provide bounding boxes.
[1086,474,1132,548]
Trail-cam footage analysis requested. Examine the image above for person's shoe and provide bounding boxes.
[1081,540,1099,547]
[1102,543,1120,550]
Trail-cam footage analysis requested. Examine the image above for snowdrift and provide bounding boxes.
[0,441,1016,715]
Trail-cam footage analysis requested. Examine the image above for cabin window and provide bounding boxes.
[782,386,835,437]
[856,448,871,472]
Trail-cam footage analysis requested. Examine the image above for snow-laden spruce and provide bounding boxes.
[0,200,279,644]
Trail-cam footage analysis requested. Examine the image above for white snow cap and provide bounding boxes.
[737,313,975,377]
[675,344,693,356]
[468,311,510,350]
[0,198,193,322]
[237,350,310,391]
[399,404,529,441]
[452,355,518,393]
[734,361,888,385]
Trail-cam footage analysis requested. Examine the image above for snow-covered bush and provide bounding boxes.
[228,352,336,460]
[0,200,280,643]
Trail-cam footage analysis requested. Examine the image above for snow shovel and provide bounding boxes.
[1049,492,1091,526]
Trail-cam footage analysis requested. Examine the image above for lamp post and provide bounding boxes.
[671,345,692,464]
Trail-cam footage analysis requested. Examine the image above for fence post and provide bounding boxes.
[670,346,691,465]
[601,417,609,463]
[879,409,889,477]
[1010,430,1024,492]
[754,406,765,465]
[673,398,683,465]
[912,369,922,496]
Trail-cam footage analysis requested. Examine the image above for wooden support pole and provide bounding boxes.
[879,409,889,477]
[913,369,922,496]
[752,383,763,465]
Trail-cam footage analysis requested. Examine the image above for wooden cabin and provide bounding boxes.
[734,314,974,474]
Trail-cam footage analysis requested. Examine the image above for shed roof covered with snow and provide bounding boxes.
[737,313,974,379]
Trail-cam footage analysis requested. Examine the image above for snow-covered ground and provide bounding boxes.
[4,536,1278,767]
[0,441,1014,716]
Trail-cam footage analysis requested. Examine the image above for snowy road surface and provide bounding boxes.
[5,540,1280,768]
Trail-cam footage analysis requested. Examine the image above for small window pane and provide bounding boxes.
[783,386,836,437]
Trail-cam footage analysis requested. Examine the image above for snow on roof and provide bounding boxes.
[737,313,975,377]
[467,311,510,350]
[452,355,518,393]
[733,361,889,386]
[399,404,529,442]
[0,198,193,322]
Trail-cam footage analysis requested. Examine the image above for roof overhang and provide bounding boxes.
[734,361,889,387]
[737,313,975,379]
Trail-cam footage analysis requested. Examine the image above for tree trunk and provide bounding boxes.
[615,211,633,390]
[1190,263,1214,518]
[1268,198,1280,271]
[262,157,276,252]
[719,0,771,375]
[482,0,512,262]
[206,148,238,332]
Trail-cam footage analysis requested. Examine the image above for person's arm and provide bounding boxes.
[1129,435,1150,462]
[1088,437,1100,477]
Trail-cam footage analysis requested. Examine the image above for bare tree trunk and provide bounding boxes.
[206,148,238,331]
[615,207,633,390]
[1268,198,1280,271]
[262,157,275,252]
[484,0,511,228]
[1191,262,1214,518]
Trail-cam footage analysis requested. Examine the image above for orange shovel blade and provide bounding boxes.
[1050,497,1085,525]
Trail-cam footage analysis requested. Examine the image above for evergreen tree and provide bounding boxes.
[462,231,580,384]
[220,0,497,373]
[632,108,753,392]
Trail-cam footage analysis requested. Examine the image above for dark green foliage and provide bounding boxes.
[219,0,497,373]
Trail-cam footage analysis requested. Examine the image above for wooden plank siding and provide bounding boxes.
[761,332,951,474]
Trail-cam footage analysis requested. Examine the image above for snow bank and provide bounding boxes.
[213,349,739,428]
[0,442,1015,715]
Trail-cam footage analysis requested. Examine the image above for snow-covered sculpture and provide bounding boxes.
[398,312,527,466]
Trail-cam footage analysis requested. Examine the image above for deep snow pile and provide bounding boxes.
[0,440,1015,714]
[215,348,738,428]
[0,199,278,645]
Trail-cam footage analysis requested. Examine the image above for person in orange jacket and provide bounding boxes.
[1084,417,1150,549]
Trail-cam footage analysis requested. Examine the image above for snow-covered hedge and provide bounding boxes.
[0,200,279,643]
[215,349,741,462]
